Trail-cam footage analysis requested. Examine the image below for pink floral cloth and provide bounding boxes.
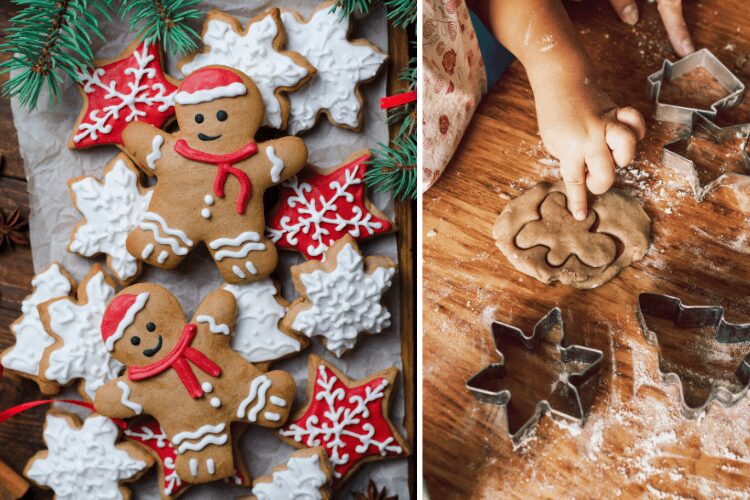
[422,0,487,191]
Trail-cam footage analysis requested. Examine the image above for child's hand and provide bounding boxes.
[609,0,694,56]
[533,76,646,220]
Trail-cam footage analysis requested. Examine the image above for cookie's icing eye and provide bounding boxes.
[146,322,156,332]
[217,110,228,121]
[195,114,204,124]
[130,336,141,346]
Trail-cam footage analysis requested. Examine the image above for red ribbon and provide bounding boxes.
[380,90,417,110]
[128,324,221,399]
[174,139,258,215]
[0,399,126,429]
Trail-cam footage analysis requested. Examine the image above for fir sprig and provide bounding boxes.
[331,0,416,28]
[0,0,110,109]
[118,0,201,56]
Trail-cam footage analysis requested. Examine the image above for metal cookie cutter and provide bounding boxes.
[647,48,745,126]
[662,112,750,201]
[466,308,603,446]
[636,293,750,419]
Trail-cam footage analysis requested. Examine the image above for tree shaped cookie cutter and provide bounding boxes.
[662,112,750,201]
[466,308,603,446]
[647,48,745,125]
[636,292,750,419]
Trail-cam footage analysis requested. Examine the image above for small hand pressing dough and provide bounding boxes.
[493,181,650,289]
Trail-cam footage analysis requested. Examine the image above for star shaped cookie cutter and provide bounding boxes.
[466,308,603,446]
[636,292,750,419]
[661,112,750,201]
[647,48,745,126]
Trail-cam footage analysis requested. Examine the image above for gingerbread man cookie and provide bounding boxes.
[122,66,308,284]
[94,283,296,485]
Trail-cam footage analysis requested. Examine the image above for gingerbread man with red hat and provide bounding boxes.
[93,283,296,484]
[122,65,307,284]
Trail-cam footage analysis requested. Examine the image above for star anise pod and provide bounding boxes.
[0,208,29,251]
[352,480,398,500]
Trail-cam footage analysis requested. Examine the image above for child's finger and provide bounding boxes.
[605,121,637,167]
[616,107,647,140]
[609,0,639,25]
[584,143,616,195]
[656,0,695,57]
[560,155,588,221]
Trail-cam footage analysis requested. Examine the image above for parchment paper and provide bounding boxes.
[10,1,408,497]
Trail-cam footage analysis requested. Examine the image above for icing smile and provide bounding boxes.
[198,133,222,141]
[143,335,163,358]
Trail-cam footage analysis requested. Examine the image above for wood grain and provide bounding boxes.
[423,0,750,497]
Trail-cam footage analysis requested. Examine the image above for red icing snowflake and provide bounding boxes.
[71,39,178,149]
[266,153,392,260]
[124,417,246,498]
[279,357,407,485]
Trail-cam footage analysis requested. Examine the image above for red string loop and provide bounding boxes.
[380,90,417,110]
[0,399,127,429]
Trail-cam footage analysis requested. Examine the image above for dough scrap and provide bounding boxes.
[493,181,651,289]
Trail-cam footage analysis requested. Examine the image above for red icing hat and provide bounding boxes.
[175,67,248,105]
[101,292,151,351]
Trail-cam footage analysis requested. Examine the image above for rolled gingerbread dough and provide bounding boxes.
[493,181,651,289]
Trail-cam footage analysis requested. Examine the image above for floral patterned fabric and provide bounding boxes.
[423,0,487,191]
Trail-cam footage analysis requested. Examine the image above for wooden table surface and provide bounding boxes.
[423,1,750,498]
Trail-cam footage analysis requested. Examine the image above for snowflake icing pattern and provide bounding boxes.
[124,418,183,497]
[70,157,153,283]
[266,153,391,259]
[72,39,177,148]
[279,361,406,484]
[26,413,148,500]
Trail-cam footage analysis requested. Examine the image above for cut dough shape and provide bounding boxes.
[493,181,650,289]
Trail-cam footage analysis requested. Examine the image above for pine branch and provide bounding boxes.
[0,0,110,110]
[331,0,416,27]
[366,116,416,200]
[118,0,201,56]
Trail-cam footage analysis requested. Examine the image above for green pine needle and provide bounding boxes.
[0,0,109,110]
[330,0,415,27]
[366,117,417,200]
[118,0,201,56]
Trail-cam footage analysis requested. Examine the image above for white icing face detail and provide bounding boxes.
[265,146,285,183]
[224,279,301,363]
[251,452,328,499]
[117,380,143,414]
[237,375,272,422]
[69,158,153,283]
[1,264,72,377]
[292,243,395,357]
[201,208,211,219]
[146,135,164,170]
[182,13,309,129]
[27,414,148,499]
[43,270,122,399]
[281,8,386,134]
[204,194,214,205]
[208,231,265,261]
[196,315,230,335]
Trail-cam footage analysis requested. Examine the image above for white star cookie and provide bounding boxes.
[180,9,314,130]
[280,2,387,134]
[0,263,74,393]
[25,410,153,500]
[251,447,333,500]
[223,278,307,366]
[68,154,153,285]
[283,235,396,357]
[38,265,123,401]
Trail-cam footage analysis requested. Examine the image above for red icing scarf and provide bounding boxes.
[127,324,221,399]
[174,139,258,214]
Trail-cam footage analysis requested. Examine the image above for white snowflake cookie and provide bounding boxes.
[224,278,307,366]
[68,154,153,284]
[180,9,314,130]
[0,263,74,393]
[25,410,153,500]
[280,1,387,134]
[283,235,396,357]
[37,265,123,401]
[251,447,333,500]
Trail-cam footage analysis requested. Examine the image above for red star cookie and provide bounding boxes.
[69,38,179,149]
[277,355,409,487]
[266,150,392,260]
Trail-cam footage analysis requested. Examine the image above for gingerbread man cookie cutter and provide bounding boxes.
[636,292,750,419]
[647,48,745,126]
[466,308,603,446]
[661,111,750,201]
